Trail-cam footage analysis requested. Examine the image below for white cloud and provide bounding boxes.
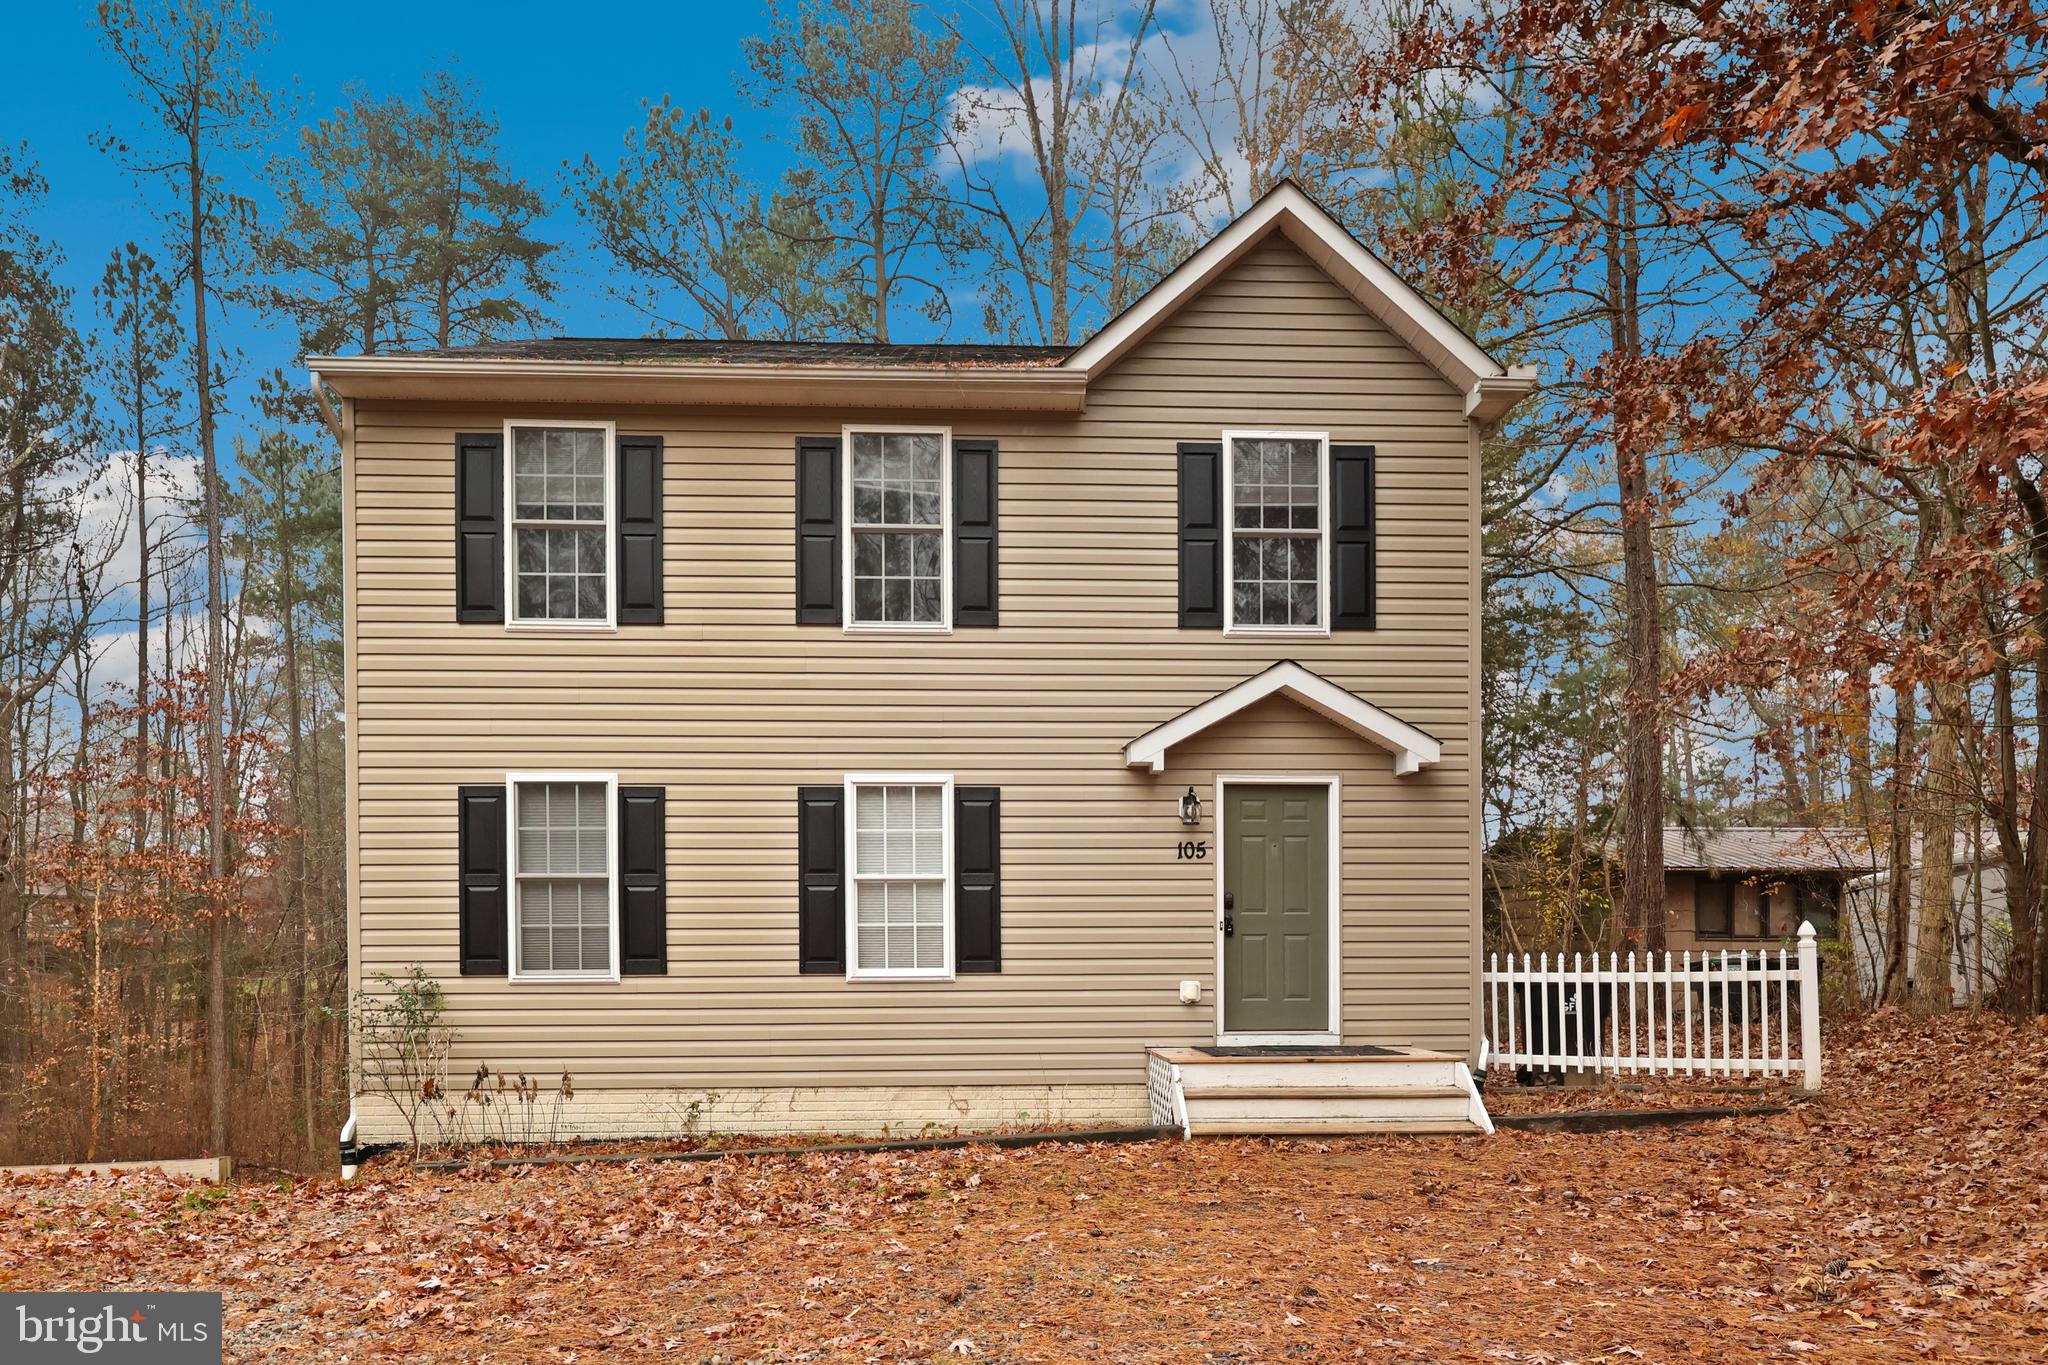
[944,0,1403,235]
[67,446,203,581]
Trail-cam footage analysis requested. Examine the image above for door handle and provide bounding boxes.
[1221,915,1235,937]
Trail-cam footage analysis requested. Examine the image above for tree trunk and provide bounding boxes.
[1911,680,1962,1012]
[274,457,316,1161]
[187,107,231,1157]
[1606,178,1664,952]
[1882,683,1916,1005]
[133,368,151,856]
[0,687,20,1076]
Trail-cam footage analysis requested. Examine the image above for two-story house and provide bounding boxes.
[319,183,1535,1153]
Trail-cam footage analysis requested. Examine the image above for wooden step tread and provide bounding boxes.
[1182,1085,1467,1102]
[1151,1046,1458,1066]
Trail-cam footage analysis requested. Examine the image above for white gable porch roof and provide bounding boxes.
[1122,661,1442,777]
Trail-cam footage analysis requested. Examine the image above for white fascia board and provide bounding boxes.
[1123,661,1441,778]
[1065,182,1529,417]
[305,356,1088,413]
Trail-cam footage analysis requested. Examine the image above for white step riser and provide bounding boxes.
[1173,1060,1459,1089]
[1190,1119,1483,1136]
[1185,1096,1473,1124]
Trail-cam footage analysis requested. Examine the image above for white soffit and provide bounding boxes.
[1123,661,1442,777]
[1064,180,1537,426]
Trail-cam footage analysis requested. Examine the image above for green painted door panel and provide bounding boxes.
[1222,785,1330,1034]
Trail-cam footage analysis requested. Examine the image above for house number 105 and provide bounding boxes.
[1176,840,1208,860]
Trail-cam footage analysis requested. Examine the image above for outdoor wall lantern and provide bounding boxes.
[1178,786,1203,826]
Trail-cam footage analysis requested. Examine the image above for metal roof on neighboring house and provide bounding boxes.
[374,337,1074,367]
[1661,825,1878,874]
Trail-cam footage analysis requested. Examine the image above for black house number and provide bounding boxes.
[1176,840,1209,860]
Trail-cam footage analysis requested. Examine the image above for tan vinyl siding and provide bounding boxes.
[346,235,1479,1091]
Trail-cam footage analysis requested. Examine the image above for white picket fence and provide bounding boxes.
[1483,921,1822,1090]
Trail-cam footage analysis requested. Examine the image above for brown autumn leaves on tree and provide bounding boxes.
[1364,0,2048,1009]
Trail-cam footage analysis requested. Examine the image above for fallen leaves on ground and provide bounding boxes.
[1,1010,2042,1362]
[1485,1075,1802,1115]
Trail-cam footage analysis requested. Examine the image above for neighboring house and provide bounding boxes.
[1845,831,2011,1006]
[1659,826,1873,952]
[318,183,1533,1150]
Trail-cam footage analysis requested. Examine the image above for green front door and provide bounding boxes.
[1222,785,1331,1035]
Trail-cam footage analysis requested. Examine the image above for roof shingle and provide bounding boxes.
[374,337,1072,367]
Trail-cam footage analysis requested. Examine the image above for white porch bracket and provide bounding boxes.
[1121,661,1441,777]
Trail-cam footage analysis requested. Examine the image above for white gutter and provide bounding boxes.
[1465,367,1541,427]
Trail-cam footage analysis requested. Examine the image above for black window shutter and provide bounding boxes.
[1177,442,1223,628]
[955,786,1002,972]
[616,435,664,625]
[795,436,842,624]
[618,786,667,974]
[796,786,845,972]
[953,439,998,626]
[457,785,508,975]
[1331,444,1377,630]
[455,433,504,623]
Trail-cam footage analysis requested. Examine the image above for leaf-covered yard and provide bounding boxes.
[4,1013,2043,1363]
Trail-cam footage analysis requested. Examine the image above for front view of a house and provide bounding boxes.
[321,183,1535,1150]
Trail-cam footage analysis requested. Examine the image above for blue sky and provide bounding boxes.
[7,1,810,390]
[9,1,1216,696]
[13,0,1036,695]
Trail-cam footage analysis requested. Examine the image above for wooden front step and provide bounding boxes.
[1191,1118,1481,1137]
[1147,1046,1494,1137]
[1180,1085,1467,1102]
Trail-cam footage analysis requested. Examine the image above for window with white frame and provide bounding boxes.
[1225,431,1327,631]
[510,423,612,625]
[511,776,615,977]
[848,778,951,976]
[846,428,948,627]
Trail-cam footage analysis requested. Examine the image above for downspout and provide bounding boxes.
[308,370,344,444]
[339,1097,359,1180]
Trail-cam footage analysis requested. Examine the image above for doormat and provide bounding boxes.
[1187,1055,1409,1064]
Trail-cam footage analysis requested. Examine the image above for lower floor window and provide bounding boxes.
[514,777,614,976]
[850,780,950,976]
[1695,875,1736,937]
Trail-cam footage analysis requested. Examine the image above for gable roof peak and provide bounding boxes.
[1063,180,1537,427]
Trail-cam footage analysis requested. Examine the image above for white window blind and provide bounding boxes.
[514,780,612,975]
[851,783,948,974]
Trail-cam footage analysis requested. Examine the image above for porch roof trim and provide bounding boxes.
[1121,661,1441,777]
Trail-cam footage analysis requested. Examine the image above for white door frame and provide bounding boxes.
[1213,774,1343,1046]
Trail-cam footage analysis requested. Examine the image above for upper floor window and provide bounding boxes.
[844,426,950,630]
[509,421,614,627]
[1224,430,1328,634]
